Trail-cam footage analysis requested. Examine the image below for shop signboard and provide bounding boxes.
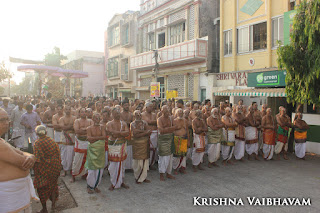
[150,82,160,98]
[284,10,297,45]
[247,70,286,87]
[166,90,178,99]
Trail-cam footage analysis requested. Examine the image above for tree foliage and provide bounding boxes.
[277,0,320,106]
[44,47,67,67]
[0,61,12,83]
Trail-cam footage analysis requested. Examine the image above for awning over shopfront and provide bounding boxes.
[214,88,286,97]
[136,86,150,91]
[118,88,132,93]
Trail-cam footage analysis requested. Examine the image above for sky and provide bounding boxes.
[0,0,140,83]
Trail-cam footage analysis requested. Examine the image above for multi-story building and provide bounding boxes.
[209,0,301,110]
[62,50,105,97]
[130,0,218,102]
[105,11,139,100]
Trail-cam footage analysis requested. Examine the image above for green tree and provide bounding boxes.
[277,0,320,106]
[44,47,68,67]
[0,61,12,83]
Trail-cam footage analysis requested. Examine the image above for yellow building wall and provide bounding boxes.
[221,0,288,73]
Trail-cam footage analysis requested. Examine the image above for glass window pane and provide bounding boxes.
[229,31,232,54]
[252,22,267,50]
[224,32,228,55]
[272,19,278,47]
[279,17,284,44]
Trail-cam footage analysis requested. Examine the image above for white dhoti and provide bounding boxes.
[207,143,220,163]
[133,159,149,183]
[263,144,275,160]
[158,154,173,174]
[192,134,205,166]
[221,145,234,161]
[149,131,158,166]
[72,137,89,177]
[108,161,125,188]
[46,127,54,139]
[172,156,187,169]
[295,143,306,159]
[54,131,62,143]
[246,143,259,155]
[234,139,245,160]
[0,175,39,213]
[274,141,288,154]
[25,132,37,146]
[87,169,104,190]
[60,132,75,171]
[245,126,259,155]
[12,129,25,148]
[124,145,133,170]
[221,129,235,161]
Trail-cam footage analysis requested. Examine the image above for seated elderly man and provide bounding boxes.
[0,108,39,213]
[33,125,62,213]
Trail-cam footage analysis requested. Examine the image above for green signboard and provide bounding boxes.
[247,70,286,87]
[284,10,297,45]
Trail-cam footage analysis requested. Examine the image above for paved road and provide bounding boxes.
[61,153,320,213]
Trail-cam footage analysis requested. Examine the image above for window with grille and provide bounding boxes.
[169,22,185,45]
[224,30,232,56]
[108,26,120,47]
[148,33,155,51]
[272,16,284,47]
[107,57,119,78]
[122,24,130,45]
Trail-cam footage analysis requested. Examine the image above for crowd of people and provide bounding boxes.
[0,95,309,213]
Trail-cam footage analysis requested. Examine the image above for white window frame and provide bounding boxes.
[224,29,232,56]
[169,22,185,45]
[272,16,284,48]
[237,21,267,54]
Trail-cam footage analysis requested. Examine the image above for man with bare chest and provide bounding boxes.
[252,102,263,155]
[275,107,292,160]
[207,108,224,167]
[233,105,247,161]
[85,113,106,194]
[172,109,188,175]
[189,102,199,121]
[52,105,64,147]
[172,99,185,118]
[71,108,93,182]
[184,109,193,160]
[43,102,56,139]
[106,108,130,190]
[59,105,76,176]
[245,106,260,161]
[101,108,112,168]
[192,110,208,172]
[142,102,158,169]
[121,100,133,171]
[261,108,276,160]
[131,110,151,184]
[157,106,177,181]
[221,108,237,165]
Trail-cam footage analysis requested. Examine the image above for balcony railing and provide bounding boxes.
[130,38,207,70]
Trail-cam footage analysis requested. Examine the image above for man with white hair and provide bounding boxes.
[233,105,246,161]
[206,108,224,167]
[192,110,208,172]
[142,102,158,169]
[172,108,188,174]
[131,110,151,184]
[221,107,237,165]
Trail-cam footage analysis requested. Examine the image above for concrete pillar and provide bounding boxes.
[185,5,190,41]
[220,0,224,73]
[232,0,237,72]
[230,96,235,105]
[193,68,201,101]
[194,1,200,39]
[184,73,189,98]
[267,0,272,67]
